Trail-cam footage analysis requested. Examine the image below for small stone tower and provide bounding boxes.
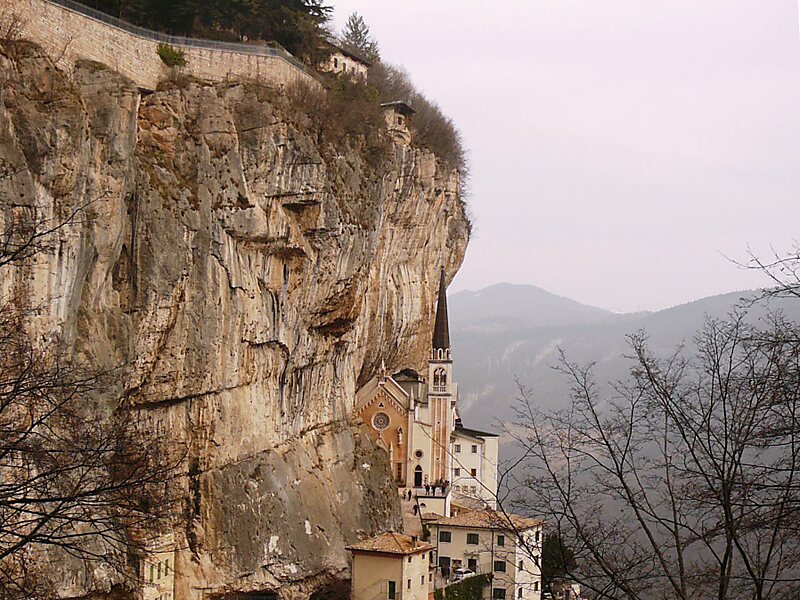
[427,268,455,482]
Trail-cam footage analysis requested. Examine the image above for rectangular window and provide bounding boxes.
[518,589,523,599]
[470,486,477,493]
[471,445,478,453]
[497,534,505,546]
[421,575,425,586]
[164,558,169,575]
[494,560,507,572]
[407,579,411,590]
[492,590,506,600]
[455,444,461,453]
[470,468,477,476]
[388,581,396,599]
[439,530,452,543]
[157,562,161,579]
[518,560,523,570]
[535,529,541,543]
[408,556,412,563]
[466,533,479,545]
[454,468,461,476]
[534,581,539,591]
[149,564,154,583]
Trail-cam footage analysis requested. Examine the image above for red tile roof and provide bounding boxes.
[429,510,544,531]
[347,532,433,556]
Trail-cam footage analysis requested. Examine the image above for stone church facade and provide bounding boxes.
[354,270,499,509]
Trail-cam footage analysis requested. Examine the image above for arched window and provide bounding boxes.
[433,368,447,392]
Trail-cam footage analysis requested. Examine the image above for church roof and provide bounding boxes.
[346,532,433,555]
[393,368,423,382]
[429,509,544,532]
[432,268,450,351]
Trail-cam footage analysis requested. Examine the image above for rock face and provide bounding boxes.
[0,42,469,598]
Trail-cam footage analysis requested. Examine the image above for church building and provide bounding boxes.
[354,269,499,511]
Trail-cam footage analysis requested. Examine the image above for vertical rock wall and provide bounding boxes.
[0,41,469,598]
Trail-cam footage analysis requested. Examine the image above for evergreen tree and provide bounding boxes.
[542,532,577,593]
[339,12,379,62]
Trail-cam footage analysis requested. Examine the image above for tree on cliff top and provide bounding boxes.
[338,12,380,63]
[0,168,180,596]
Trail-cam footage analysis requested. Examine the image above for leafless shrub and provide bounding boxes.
[285,75,390,166]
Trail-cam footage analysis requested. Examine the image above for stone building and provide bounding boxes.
[354,269,499,511]
[323,41,371,80]
[347,532,434,600]
[381,102,416,145]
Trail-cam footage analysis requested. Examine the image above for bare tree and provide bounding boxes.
[0,10,26,42]
[741,244,800,301]
[505,312,800,600]
[0,182,181,597]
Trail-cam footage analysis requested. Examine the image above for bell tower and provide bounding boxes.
[428,268,455,482]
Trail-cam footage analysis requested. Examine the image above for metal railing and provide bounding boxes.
[43,0,313,74]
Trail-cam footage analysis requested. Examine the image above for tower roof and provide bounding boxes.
[432,268,450,351]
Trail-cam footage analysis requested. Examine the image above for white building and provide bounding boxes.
[347,532,434,600]
[451,423,499,509]
[354,269,500,511]
[428,510,544,600]
[141,535,176,600]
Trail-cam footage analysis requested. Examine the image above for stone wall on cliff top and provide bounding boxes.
[0,41,469,599]
[0,0,317,91]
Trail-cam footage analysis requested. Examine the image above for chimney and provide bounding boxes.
[411,535,418,545]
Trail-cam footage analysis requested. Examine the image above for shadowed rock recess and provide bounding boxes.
[0,42,469,598]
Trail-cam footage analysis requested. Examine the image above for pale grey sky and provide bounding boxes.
[332,1,800,312]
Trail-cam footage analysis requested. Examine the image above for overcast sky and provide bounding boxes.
[331,1,800,312]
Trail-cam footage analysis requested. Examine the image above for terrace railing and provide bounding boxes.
[43,0,313,75]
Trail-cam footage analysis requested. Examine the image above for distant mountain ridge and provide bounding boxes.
[450,283,800,429]
[449,283,620,329]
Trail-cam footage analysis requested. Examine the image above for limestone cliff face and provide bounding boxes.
[0,42,469,598]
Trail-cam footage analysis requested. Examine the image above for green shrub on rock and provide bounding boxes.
[157,43,187,67]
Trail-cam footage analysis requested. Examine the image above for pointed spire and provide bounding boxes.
[432,267,450,352]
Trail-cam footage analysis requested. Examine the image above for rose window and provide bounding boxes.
[372,412,390,430]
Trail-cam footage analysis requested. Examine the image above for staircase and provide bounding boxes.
[398,490,424,537]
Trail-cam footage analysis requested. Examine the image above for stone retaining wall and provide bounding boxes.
[0,0,318,90]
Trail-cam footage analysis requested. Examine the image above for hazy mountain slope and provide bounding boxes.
[450,283,621,329]
[450,285,800,429]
